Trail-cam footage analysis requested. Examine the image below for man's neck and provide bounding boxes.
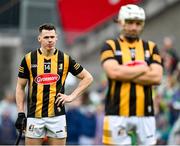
[40,47,55,57]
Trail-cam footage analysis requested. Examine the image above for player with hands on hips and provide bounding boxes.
[15,23,93,145]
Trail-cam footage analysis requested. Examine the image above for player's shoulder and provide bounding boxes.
[141,39,157,46]
[141,39,158,55]
[105,38,116,44]
[103,38,118,51]
[24,51,32,58]
[59,50,68,57]
[57,50,71,60]
[26,49,37,55]
[23,49,38,61]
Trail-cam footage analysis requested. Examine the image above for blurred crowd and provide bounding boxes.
[0,90,18,145]
[154,36,180,145]
[0,36,179,145]
[66,90,105,145]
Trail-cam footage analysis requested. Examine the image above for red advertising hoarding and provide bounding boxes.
[57,0,141,44]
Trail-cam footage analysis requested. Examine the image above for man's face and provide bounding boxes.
[38,29,57,50]
[120,19,144,38]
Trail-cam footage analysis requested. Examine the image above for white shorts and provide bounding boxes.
[26,115,67,139]
[103,116,156,145]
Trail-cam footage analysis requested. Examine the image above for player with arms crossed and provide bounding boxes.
[100,4,163,145]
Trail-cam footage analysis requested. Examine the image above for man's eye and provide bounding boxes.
[125,20,134,24]
[125,20,143,25]
[136,21,143,25]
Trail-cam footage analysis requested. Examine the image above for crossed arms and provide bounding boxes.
[102,59,163,85]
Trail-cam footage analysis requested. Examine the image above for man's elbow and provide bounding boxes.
[154,75,163,85]
[87,74,94,85]
[90,74,94,84]
[153,68,163,85]
[107,71,120,80]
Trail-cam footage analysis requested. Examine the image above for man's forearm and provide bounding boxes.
[102,59,149,81]
[132,66,163,85]
[133,75,158,85]
[16,86,25,112]
[70,70,93,101]
[113,65,148,81]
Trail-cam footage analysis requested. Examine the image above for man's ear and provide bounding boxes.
[38,35,41,42]
[119,20,124,27]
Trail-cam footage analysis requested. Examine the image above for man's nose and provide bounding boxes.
[131,23,138,29]
[48,38,52,42]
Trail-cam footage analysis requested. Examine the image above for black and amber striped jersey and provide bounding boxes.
[100,37,162,117]
[18,49,83,118]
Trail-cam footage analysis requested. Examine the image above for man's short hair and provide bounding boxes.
[39,23,56,33]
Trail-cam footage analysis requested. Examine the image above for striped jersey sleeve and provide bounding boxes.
[18,56,30,79]
[151,45,162,65]
[69,56,83,76]
[100,40,115,64]
[148,41,162,65]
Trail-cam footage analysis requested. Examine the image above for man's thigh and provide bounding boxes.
[26,117,45,138]
[48,137,66,145]
[25,137,43,145]
[137,116,156,145]
[102,116,131,145]
[45,115,67,138]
